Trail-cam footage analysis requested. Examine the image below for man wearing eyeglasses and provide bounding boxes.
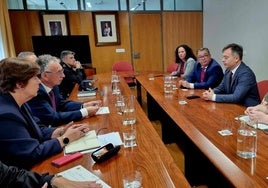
[27,54,101,127]
[179,47,223,89]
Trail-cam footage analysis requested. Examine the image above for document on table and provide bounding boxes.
[96,107,110,115]
[79,132,123,154]
[235,115,268,130]
[65,130,100,154]
[97,132,123,146]
[58,165,111,188]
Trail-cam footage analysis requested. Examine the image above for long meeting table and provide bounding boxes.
[31,73,190,188]
[135,72,268,188]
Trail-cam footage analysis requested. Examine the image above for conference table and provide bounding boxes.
[135,72,268,187]
[32,73,190,188]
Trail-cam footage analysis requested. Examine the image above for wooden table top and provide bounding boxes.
[31,73,190,188]
[135,72,268,188]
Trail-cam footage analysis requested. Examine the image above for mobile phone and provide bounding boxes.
[91,143,120,163]
[186,95,200,99]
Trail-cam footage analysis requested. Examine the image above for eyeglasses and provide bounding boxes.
[45,69,64,75]
[197,54,209,60]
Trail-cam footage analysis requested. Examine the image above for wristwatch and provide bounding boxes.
[62,137,69,145]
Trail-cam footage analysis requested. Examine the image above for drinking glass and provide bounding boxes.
[237,118,257,159]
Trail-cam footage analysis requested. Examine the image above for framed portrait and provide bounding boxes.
[92,12,120,46]
[40,11,69,36]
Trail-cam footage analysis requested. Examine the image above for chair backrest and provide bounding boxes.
[167,62,178,73]
[257,80,268,100]
[112,61,133,72]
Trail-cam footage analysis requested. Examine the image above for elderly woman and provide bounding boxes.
[0,57,90,170]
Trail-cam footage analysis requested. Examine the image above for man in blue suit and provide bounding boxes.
[202,43,260,107]
[27,55,101,127]
[179,47,223,89]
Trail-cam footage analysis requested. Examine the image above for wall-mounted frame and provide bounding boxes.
[40,11,69,36]
[92,11,120,46]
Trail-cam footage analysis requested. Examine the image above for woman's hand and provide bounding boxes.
[51,121,74,138]
[57,123,90,148]
[51,176,102,188]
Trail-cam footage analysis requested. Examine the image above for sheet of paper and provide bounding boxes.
[80,132,123,154]
[58,165,111,188]
[218,130,233,136]
[235,115,268,130]
[97,132,123,146]
[96,107,110,115]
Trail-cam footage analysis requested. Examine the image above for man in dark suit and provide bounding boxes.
[202,43,260,107]
[179,47,223,89]
[27,55,101,127]
[59,50,86,99]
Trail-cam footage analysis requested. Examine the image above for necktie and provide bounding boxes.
[49,90,56,110]
[200,67,206,82]
[229,71,233,90]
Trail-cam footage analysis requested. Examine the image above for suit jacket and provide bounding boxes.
[186,59,224,89]
[59,62,86,99]
[213,62,260,107]
[0,93,61,169]
[27,84,83,126]
[0,160,53,187]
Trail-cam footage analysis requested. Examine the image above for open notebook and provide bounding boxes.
[65,130,100,154]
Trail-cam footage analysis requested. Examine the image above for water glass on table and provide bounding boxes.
[237,118,257,159]
[123,170,142,188]
[164,75,173,94]
[115,94,125,115]
[123,126,137,148]
[122,95,136,126]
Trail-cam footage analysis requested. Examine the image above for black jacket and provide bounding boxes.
[0,161,53,188]
[59,62,86,99]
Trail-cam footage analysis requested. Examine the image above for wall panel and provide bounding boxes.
[162,12,203,72]
[9,11,202,74]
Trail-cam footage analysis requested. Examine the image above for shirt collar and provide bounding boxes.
[41,83,53,94]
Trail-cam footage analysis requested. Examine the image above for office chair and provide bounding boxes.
[167,62,178,73]
[257,80,268,100]
[112,61,136,87]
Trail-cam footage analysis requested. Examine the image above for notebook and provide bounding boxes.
[65,130,100,154]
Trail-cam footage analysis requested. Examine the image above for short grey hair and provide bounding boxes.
[60,50,75,59]
[37,54,60,73]
[17,51,35,58]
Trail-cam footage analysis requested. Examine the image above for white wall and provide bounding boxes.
[203,0,268,81]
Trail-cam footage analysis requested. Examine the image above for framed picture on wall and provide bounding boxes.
[40,11,69,36]
[92,11,120,46]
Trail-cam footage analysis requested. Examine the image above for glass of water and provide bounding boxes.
[237,119,257,159]
[121,95,136,126]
